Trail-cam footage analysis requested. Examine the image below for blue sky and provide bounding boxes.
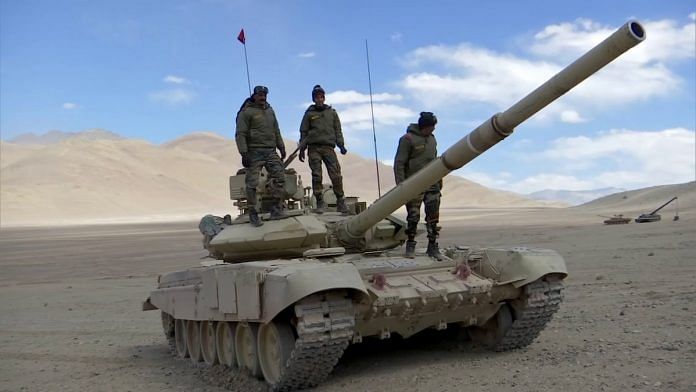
[1,0,694,194]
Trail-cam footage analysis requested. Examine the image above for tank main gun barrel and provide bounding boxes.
[648,196,677,215]
[339,21,646,242]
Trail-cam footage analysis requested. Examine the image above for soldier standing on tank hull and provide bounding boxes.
[236,85,287,226]
[298,85,349,213]
[394,112,443,260]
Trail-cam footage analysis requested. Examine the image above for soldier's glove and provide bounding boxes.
[278,147,287,160]
[299,148,306,162]
[241,153,250,168]
[338,145,347,155]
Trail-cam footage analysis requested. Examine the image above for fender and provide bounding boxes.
[483,247,568,288]
[260,262,368,323]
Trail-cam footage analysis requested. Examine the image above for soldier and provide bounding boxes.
[235,85,287,226]
[394,112,443,260]
[298,85,349,213]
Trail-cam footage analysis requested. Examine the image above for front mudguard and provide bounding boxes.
[483,247,567,287]
[260,262,369,323]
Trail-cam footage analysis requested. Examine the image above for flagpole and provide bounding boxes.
[238,28,251,95]
[365,40,382,198]
[243,43,251,95]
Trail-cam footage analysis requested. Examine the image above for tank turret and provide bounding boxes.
[145,21,645,391]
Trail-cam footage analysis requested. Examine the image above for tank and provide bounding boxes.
[635,196,678,223]
[601,214,631,225]
[143,21,646,391]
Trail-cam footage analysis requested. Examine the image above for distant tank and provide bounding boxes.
[143,21,645,391]
[635,196,678,223]
[601,214,631,225]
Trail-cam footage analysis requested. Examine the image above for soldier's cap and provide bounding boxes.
[312,84,325,100]
[418,112,437,128]
[253,85,269,95]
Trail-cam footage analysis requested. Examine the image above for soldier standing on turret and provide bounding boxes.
[394,112,443,260]
[298,85,350,213]
[236,85,287,226]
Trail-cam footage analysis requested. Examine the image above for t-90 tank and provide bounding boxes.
[143,21,645,391]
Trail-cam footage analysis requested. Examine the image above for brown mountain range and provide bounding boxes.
[1,130,561,227]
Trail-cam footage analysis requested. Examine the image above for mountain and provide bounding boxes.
[0,130,556,226]
[527,187,626,206]
[8,129,123,145]
[575,182,695,215]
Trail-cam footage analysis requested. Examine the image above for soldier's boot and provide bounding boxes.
[314,194,326,213]
[248,207,263,227]
[426,240,444,261]
[269,202,287,220]
[336,197,350,214]
[404,240,416,259]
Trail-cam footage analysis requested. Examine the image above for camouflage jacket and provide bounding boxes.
[299,104,344,148]
[235,101,285,154]
[394,123,438,184]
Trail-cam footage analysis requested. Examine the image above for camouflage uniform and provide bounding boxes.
[307,145,344,199]
[299,85,347,211]
[244,149,286,203]
[394,116,442,259]
[235,93,286,210]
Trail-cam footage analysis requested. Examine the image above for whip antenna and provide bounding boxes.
[365,40,382,198]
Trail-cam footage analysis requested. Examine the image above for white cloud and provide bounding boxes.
[163,75,190,84]
[327,90,403,105]
[149,89,195,104]
[62,102,80,110]
[465,127,695,193]
[298,52,316,58]
[560,110,587,123]
[339,103,416,131]
[531,18,695,64]
[381,159,394,167]
[399,17,694,122]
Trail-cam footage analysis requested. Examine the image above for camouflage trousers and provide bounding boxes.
[405,184,441,242]
[245,149,285,207]
[308,145,344,199]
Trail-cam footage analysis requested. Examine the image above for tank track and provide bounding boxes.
[494,279,564,351]
[271,292,355,391]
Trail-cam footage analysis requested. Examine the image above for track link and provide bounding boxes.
[494,279,564,351]
[270,291,355,391]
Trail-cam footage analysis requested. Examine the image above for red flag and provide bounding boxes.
[237,29,245,44]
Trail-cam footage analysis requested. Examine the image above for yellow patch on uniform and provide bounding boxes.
[413,145,425,150]
[311,115,320,120]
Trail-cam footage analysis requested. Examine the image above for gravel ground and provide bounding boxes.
[1,212,694,392]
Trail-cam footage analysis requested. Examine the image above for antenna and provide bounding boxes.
[365,40,382,198]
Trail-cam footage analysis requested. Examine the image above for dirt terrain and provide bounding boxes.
[1,207,695,392]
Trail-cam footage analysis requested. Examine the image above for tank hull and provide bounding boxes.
[635,214,661,223]
[145,247,566,390]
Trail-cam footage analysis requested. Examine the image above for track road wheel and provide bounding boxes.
[161,312,175,338]
[257,320,296,388]
[468,303,514,348]
[469,278,565,351]
[235,322,262,378]
[174,318,188,358]
[216,321,237,367]
[186,320,203,363]
[200,321,218,365]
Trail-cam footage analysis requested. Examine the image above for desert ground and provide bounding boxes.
[1,203,695,392]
